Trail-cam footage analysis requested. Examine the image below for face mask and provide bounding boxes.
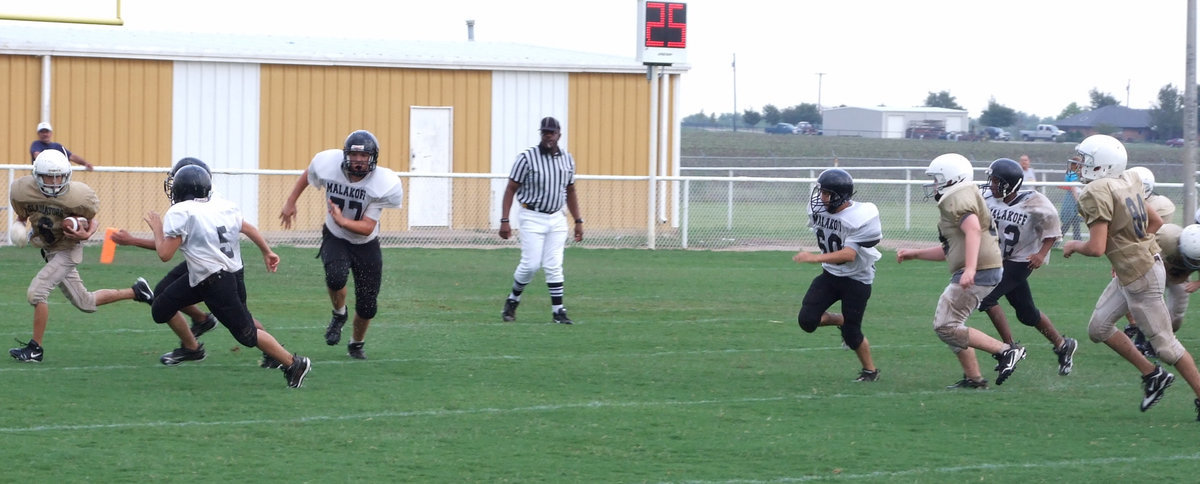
[1065,172,1079,182]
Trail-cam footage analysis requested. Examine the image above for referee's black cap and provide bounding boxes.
[538,117,562,132]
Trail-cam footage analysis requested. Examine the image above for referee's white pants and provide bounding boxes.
[513,210,568,285]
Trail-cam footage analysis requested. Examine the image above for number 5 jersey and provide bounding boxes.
[807,200,883,284]
[984,190,1062,263]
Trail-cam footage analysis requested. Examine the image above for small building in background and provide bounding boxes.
[822,106,970,139]
[1056,105,1152,142]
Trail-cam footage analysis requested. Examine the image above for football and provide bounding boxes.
[10,221,28,247]
[64,216,89,233]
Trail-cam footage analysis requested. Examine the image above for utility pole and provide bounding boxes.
[1185,0,1197,218]
[731,53,738,132]
[816,72,825,115]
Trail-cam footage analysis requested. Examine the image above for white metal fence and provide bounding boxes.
[2,164,1192,251]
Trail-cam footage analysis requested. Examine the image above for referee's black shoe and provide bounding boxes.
[325,311,348,345]
[552,308,573,325]
[502,298,519,322]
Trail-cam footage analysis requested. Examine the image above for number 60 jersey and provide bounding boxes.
[807,201,883,284]
[984,190,1062,263]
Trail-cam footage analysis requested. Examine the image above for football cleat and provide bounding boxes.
[1141,366,1174,412]
[190,313,219,338]
[994,343,1026,385]
[502,298,519,322]
[132,277,154,304]
[325,311,348,345]
[347,342,367,360]
[854,369,880,382]
[1054,337,1078,376]
[946,375,989,390]
[259,353,283,369]
[9,339,43,363]
[552,308,573,325]
[283,355,312,388]
[160,343,206,366]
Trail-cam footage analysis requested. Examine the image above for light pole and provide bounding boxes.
[816,72,825,115]
[731,53,738,132]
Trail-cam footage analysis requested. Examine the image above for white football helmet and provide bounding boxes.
[924,153,973,200]
[1069,134,1127,183]
[1179,225,1200,270]
[33,149,72,197]
[1127,166,1155,199]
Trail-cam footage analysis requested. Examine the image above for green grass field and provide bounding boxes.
[3,244,1200,482]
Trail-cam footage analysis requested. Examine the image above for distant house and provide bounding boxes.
[1056,105,1152,142]
[822,106,970,139]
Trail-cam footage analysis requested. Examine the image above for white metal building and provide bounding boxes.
[822,106,970,139]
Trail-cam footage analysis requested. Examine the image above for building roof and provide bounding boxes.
[1056,105,1150,129]
[824,106,968,114]
[0,20,687,74]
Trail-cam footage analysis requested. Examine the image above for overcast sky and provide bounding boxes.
[4,0,1193,119]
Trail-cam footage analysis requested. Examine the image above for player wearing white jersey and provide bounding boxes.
[793,169,882,382]
[147,165,311,388]
[978,158,1077,376]
[281,130,404,360]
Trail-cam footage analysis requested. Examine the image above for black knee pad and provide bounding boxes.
[230,325,258,347]
[324,264,349,291]
[1015,307,1041,327]
[356,299,377,320]
[797,311,821,333]
[840,325,864,350]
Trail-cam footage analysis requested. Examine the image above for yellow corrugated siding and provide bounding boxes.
[1,55,40,165]
[51,57,172,166]
[258,65,491,230]
[569,73,651,229]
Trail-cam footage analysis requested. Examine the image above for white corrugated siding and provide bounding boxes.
[489,71,569,227]
[172,61,261,224]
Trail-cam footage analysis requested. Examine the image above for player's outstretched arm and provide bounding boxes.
[1063,222,1108,258]
[279,169,311,229]
[794,246,856,264]
[241,221,279,272]
[110,229,157,250]
[896,246,946,263]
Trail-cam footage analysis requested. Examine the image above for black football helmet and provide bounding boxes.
[810,168,854,213]
[342,130,380,178]
[170,165,212,204]
[164,157,211,202]
[986,158,1024,200]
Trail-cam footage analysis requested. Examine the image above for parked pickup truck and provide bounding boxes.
[1019,124,1065,142]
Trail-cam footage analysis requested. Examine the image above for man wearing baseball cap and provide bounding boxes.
[30,122,93,171]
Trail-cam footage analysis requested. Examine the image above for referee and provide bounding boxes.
[498,116,584,324]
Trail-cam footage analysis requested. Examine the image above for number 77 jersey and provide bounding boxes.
[985,190,1062,263]
[307,148,405,245]
[807,201,883,284]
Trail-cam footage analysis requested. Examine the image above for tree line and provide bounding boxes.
[683,85,1198,139]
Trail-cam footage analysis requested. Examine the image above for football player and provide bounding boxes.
[1153,224,1200,335]
[280,130,404,360]
[792,169,882,382]
[897,153,1026,389]
[978,158,1077,375]
[111,158,283,368]
[1062,134,1200,418]
[145,165,311,388]
[8,150,154,362]
[1121,166,1176,356]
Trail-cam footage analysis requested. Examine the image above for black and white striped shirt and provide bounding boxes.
[509,145,576,214]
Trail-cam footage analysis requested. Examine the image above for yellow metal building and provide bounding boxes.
[0,21,686,238]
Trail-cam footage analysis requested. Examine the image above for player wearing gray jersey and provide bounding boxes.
[978,158,1077,376]
[794,169,882,382]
